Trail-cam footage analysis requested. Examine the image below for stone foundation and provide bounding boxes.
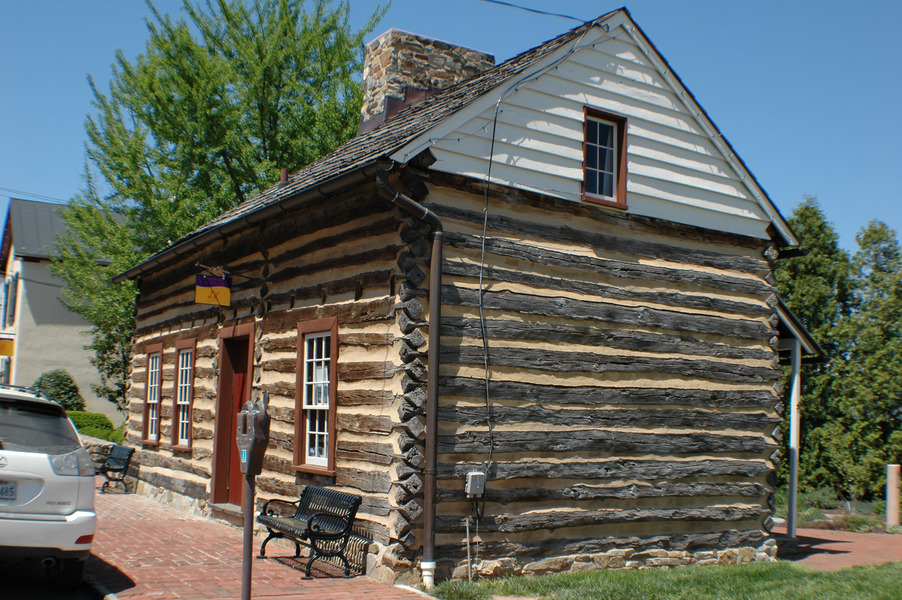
[449,539,778,581]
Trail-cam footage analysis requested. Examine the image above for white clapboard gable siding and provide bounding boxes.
[390,11,793,244]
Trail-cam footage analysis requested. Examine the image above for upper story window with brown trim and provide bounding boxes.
[172,338,196,450]
[294,317,338,475]
[142,343,163,445]
[583,108,627,209]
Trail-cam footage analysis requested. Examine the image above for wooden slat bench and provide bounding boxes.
[257,485,363,578]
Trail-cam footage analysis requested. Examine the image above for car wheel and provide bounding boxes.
[45,557,85,591]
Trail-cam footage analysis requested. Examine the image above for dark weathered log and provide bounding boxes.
[336,468,392,494]
[437,458,770,481]
[444,232,772,296]
[404,328,427,349]
[339,332,394,347]
[442,345,778,385]
[134,449,211,479]
[429,172,765,250]
[399,297,425,319]
[399,281,427,301]
[401,374,422,393]
[338,361,397,381]
[399,415,425,439]
[336,440,395,466]
[442,317,773,361]
[440,405,779,430]
[398,400,423,421]
[337,389,395,406]
[402,446,424,468]
[399,342,426,363]
[444,287,773,342]
[439,377,778,409]
[433,528,767,562]
[337,414,393,435]
[403,265,427,287]
[435,481,769,503]
[261,297,396,332]
[443,260,770,320]
[400,358,426,380]
[399,312,427,334]
[436,505,765,534]
[431,202,768,275]
[440,429,775,455]
[404,386,427,409]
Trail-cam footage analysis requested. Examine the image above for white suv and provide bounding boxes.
[0,385,96,589]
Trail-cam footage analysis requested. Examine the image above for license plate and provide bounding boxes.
[0,479,16,502]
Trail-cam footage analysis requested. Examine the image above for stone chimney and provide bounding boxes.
[359,29,495,133]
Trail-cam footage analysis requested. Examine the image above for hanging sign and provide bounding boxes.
[0,338,13,356]
[195,274,232,306]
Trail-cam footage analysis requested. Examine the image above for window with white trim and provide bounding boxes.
[143,347,162,443]
[295,318,337,473]
[173,339,195,448]
[583,108,627,209]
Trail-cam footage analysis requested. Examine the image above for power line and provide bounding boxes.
[0,187,68,204]
[476,0,586,23]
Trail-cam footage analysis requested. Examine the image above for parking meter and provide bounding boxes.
[236,394,270,475]
[236,393,270,600]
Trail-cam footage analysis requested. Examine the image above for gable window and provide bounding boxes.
[172,339,196,449]
[295,318,338,474]
[583,108,627,209]
[142,344,163,444]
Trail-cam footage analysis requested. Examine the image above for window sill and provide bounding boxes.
[141,439,160,448]
[583,193,627,210]
[171,444,192,453]
[293,464,336,477]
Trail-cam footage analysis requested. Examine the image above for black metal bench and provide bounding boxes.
[257,485,362,577]
[93,444,135,493]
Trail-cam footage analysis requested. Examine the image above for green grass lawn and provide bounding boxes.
[432,561,902,600]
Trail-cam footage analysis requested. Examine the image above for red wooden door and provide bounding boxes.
[212,330,252,507]
[226,338,248,505]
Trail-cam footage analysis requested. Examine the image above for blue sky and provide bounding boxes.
[1,0,899,253]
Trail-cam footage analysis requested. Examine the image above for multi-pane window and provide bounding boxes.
[585,118,616,198]
[295,318,338,472]
[144,348,162,443]
[584,108,627,208]
[173,340,195,448]
[303,332,330,466]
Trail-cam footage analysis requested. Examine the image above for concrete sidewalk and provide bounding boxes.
[86,485,431,600]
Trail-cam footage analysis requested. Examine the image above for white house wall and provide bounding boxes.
[393,15,779,241]
[11,258,111,421]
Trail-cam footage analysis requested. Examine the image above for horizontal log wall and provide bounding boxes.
[126,185,420,548]
[427,175,780,569]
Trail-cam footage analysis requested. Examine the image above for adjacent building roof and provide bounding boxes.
[7,198,68,260]
[117,7,796,283]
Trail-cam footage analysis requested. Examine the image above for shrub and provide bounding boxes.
[33,369,85,411]
[68,410,124,442]
[801,488,841,509]
[871,500,886,516]
[68,411,114,431]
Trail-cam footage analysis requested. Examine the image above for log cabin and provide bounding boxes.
[114,8,823,584]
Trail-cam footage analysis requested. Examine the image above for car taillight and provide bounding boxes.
[50,448,95,476]
[75,534,94,545]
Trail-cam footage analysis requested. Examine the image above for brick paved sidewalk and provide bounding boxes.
[773,525,902,570]
[87,486,431,600]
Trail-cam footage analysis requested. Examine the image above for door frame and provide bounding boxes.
[211,321,255,505]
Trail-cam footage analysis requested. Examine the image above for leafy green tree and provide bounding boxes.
[51,0,384,409]
[33,369,86,412]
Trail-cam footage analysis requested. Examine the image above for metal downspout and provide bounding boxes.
[376,167,442,588]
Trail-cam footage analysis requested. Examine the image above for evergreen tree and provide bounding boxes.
[774,197,853,486]
[51,0,384,409]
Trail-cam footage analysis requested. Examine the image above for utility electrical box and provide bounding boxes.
[465,469,486,497]
[236,395,270,475]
